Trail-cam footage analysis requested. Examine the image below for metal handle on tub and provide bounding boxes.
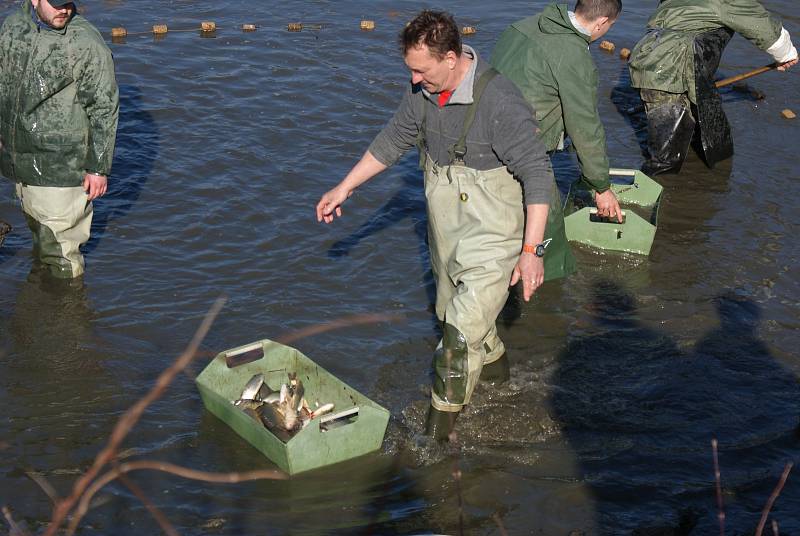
[224,342,265,368]
[319,407,359,432]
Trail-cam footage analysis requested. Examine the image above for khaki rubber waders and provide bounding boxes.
[422,68,574,412]
[15,183,92,278]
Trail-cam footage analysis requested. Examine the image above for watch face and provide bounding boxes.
[535,244,546,257]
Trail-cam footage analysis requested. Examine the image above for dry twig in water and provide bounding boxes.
[711,438,725,536]
[2,506,29,536]
[25,471,60,505]
[492,511,509,536]
[117,471,179,536]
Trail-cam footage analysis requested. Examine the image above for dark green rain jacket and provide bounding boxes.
[0,0,118,187]
[629,0,782,103]
[492,3,610,194]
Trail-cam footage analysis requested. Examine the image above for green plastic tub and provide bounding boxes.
[564,168,662,255]
[196,339,390,475]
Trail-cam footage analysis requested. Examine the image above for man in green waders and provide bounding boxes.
[491,0,623,223]
[629,0,797,175]
[0,0,118,278]
[316,10,575,441]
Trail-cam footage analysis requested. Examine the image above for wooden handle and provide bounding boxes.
[715,63,777,89]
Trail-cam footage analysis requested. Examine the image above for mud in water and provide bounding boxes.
[1,1,799,534]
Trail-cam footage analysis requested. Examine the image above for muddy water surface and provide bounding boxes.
[1,1,799,534]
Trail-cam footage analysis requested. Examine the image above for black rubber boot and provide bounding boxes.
[642,103,696,176]
[479,353,510,385]
[424,405,459,442]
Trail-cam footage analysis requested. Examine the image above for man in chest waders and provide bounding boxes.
[629,0,797,176]
[316,10,575,441]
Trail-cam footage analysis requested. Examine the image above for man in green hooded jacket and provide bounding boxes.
[492,0,623,223]
[0,0,119,278]
[629,0,797,175]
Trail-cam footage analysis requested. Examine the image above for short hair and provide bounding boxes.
[575,0,622,20]
[400,10,462,59]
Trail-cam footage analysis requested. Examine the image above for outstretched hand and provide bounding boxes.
[316,185,352,224]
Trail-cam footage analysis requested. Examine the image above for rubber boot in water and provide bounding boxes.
[642,103,696,176]
[424,405,459,442]
[479,353,510,385]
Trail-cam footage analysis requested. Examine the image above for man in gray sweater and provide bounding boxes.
[316,10,572,440]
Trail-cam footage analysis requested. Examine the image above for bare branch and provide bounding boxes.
[755,462,793,536]
[46,297,226,536]
[68,460,286,534]
[275,312,405,345]
[118,471,180,536]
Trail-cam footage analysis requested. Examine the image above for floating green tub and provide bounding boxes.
[196,339,390,475]
[564,168,663,255]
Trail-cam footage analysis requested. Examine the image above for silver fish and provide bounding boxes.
[240,373,264,400]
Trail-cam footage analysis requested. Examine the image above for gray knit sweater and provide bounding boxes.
[367,46,554,206]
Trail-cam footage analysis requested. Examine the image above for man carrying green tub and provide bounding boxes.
[492,0,623,223]
[316,10,574,440]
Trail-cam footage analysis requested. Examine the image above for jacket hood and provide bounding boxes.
[538,3,590,43]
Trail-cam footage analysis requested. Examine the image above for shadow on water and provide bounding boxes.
[549,281,800,534]
[83,84,159,255]
[327,160,437,320]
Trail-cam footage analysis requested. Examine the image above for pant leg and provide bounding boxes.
[15,183,93,278]
[640,89,696,176]
[425,162,523,412]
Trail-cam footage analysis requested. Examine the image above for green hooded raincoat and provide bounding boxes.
[491,3,611,194]
[0,0,119,187]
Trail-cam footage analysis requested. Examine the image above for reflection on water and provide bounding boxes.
[1,0,799,533]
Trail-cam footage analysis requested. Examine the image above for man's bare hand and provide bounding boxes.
[83,173,107,201]
[595,189,623,223]
[510,252,544,302]
[777,58,798,71]
[316,185,353,224]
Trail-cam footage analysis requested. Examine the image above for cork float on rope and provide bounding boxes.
[599,40,615,52]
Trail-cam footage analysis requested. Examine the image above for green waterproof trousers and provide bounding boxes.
[424,156,523,412]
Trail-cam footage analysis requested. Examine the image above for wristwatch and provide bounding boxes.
[522,242,547,258]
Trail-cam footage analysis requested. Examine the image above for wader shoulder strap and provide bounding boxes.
[416,98,428,170]
[450,67,498,165]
